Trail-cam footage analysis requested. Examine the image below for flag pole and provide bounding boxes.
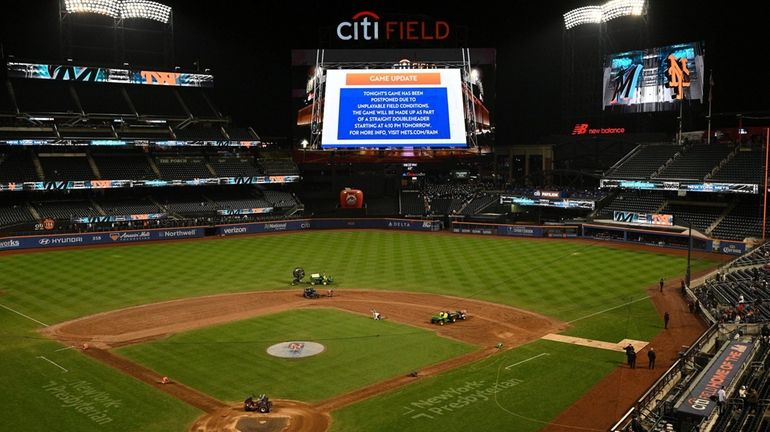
[678,99,683,145]
[707,69,713,144]
[763,128,769,240]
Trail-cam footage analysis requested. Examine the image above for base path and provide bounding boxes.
[43,289,565,432]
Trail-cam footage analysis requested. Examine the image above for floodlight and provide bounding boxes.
[564,0,646,29]
[63,0,172,24]
[63,0,120,18]
[120,0,171,24]
[470,69,480,83]
[563,6,603,29]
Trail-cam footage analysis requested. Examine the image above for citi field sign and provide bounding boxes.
[336,11,450,41]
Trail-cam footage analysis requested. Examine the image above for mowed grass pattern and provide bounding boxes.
[330,339,623,432]
[1,232,713,327]
[117,308,473,402]
[0,231,721,431]
[0,316,200,432]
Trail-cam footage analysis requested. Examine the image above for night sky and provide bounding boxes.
[1,1,767,144]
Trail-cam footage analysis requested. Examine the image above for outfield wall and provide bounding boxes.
[0,219,441,251]
[0,227,205,251]
[0,218,746,255]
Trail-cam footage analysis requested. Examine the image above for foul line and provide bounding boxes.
[568,296,649,324]
[504,353,549,370]
[37,356,68,373]
[0,303,49,327]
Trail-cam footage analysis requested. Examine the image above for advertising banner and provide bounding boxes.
[677,341,753,417]
[712,240,746,255]
[218,220,312,236]
[496,225,543,237]
[600,179,758,194]
[216,218,439,236]
[72,214,167,223]
[0,228,204,251]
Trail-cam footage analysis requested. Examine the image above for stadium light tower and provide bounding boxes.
[63,0,172,24]
[563,0,647,30]
[60,0,174,66]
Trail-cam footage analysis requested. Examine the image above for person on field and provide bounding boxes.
[660,277,665,293]
[664,311,670,329]
[624,344,636,368]
[647,347,656,369]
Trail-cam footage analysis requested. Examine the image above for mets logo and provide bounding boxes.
[287,342,305,353]
[110,233,120,241]
[42,218,55,230]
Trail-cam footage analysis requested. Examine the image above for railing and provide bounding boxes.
[610,324,719,431]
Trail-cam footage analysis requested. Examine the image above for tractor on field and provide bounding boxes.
[430,310,467,325]
[244,394,272,413]
[309,272,333,286]
[291,267,306,285]
[291,268,334,286]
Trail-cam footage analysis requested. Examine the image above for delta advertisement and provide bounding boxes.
[7,62,214,88]
[0,228,204,251]
[677,341,754,417]
[602,41,704,113]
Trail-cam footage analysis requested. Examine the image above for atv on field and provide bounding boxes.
[430,310,467,325]
[244,394,272,413]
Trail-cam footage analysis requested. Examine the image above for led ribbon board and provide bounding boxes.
[7,62,213,88]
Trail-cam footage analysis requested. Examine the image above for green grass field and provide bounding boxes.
[0,231,720,431]
[117,308,473,402]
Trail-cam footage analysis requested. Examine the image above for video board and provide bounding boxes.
[602,41,704,112]
[292,48,495,150]
[7,62,213,88]
[321,69,466,148]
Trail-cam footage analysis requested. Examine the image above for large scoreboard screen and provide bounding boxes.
[602,41,704,113]
[293,48,495,151]
[320,69,467,148]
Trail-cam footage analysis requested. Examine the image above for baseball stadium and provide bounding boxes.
[0,2,768,432]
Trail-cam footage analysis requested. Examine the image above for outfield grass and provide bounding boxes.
[330,339,623,432]
[117,308,473,402]
[0,315,200,432]
[0,231,721,431]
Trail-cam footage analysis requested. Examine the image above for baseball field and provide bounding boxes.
[0,230,722,431]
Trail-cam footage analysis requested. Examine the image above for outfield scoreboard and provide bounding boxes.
[320,69,467,148]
